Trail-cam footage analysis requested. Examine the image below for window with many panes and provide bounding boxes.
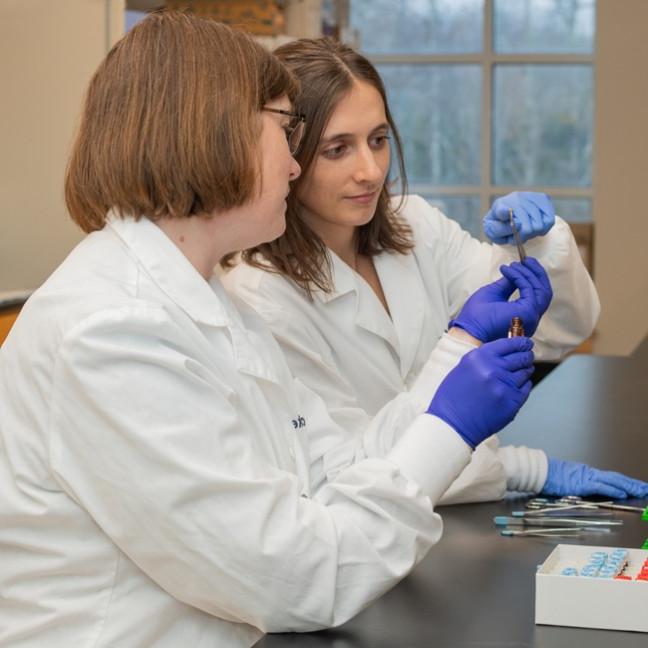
[349,0,595,238]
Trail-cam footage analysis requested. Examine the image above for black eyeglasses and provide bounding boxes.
[262,107,306,155]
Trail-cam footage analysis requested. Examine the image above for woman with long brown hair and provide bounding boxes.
[0,13,544,647]
[224,37,647,503]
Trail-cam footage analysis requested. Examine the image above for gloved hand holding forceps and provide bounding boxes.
[449,257,552,343]
[483,191,555,245]
[446,260,648,499]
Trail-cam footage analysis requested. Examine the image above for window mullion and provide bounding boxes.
[481,0,494,230]
[360,0,595,230]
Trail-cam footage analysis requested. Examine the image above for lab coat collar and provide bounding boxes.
[107,214,284,385]
[106,213,230,328]
[316,247,427,377]
[373,250,426,378]
[318,250,400,353]
[316,250,357,303]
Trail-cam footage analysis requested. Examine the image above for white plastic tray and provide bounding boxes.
[535,544,648,632]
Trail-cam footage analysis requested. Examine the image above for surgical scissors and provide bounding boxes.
[508,208,527,262]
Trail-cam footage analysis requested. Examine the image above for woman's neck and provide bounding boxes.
[303,212,391,314]
[329,232,358,270]
[155,214,224,280]
[307,219,359,270]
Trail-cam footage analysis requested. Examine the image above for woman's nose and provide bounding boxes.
[353,147,383,184]
[289,155,301,181]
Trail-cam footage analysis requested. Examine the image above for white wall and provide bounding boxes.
[592,0,648,355]
[0,0,124,292]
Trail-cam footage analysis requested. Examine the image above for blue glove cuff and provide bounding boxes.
[427,409,477,450]
[447,319,487,343]
[541,458,562,496]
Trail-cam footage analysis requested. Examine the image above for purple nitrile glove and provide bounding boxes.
[542,459,648,499]
[483,191,556,245]
[427,337,535,449]
[449,257,553,342]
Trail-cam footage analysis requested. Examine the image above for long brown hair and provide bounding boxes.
[223,37,413,297]
[65,11,298,232]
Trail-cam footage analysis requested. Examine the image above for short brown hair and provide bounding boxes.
[225,37,412,296]
[65,11,298,232]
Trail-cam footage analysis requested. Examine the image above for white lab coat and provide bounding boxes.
[0,214,479,647]
[223,194,601,503]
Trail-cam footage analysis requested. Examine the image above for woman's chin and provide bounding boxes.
[261,213,287,245]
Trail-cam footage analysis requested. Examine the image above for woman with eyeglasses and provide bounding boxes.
[0,13,544,647]
[224,37,648,504]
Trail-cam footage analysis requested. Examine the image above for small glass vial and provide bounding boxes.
[508,316,525,337]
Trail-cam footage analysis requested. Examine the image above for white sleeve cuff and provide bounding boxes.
[497,445,549,493]
[386,414,472,504]
[408,333,477,410]
[524,214,570,252]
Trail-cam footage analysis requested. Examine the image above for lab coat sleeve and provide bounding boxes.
[410,340,548,501]
[283,328,477,491]
[48,305,471,633]
[406,334,509,504]
[404,194,600,361]
[497,444,549,494]
[248,294,510,504]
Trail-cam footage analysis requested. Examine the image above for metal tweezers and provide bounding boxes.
[509,208,527,261]
[501,528,584,538]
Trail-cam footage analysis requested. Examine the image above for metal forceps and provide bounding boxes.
[556,495,648,514]
[524,495,647,515]
[501,527,585,538]
[523,497,601,516]
[508,208,527,262]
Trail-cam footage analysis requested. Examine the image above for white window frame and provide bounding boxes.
[358,0,595,219]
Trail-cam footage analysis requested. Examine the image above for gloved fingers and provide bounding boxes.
[484,275,518,300]
[509,261,547,292]
[499,350,535,373]
[526,191,553,213]
[489,195,518,221]
[526,193,556,235]
[483,192,522,244]
[521,257,552,289]
[597,470,648,498]
[625,479,648,498]
[514,200,543,242]
[491,191,544,242]
[581,481,629,500]
[504,366,535,388]
[508,262,551,308]
[499,264,537,306]
[483,336,534,358]
[502,261,552,314]
[517,377,533,403]
[520,257,551,288]
[483,217,514,244]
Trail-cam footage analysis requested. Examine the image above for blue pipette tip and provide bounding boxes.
[511,511,525,517]
[494,516,509,526]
